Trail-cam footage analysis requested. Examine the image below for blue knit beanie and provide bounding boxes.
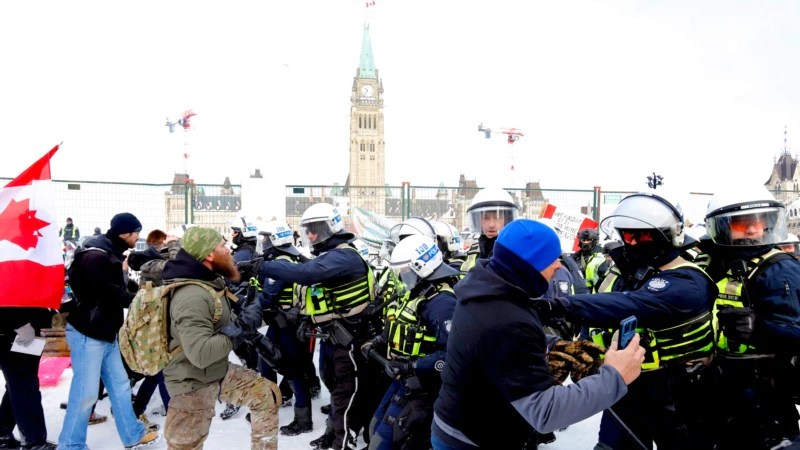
[493,219,562,273]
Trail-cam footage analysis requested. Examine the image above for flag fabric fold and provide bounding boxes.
[0,145,64,308]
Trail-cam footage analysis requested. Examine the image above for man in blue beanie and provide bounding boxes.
[432,219,646,449]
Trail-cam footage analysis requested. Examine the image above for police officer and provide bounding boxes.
[460,188,519,276]
[360,235,458,450]
[777,232,800,260]
[433,221,466,270]
[259,203,374,450]
[253,221,316,436]
[700,185,800,448]
[534,191,718,449]
[229,217,259,263]
[59,217,80,244]
[570,228,605,291]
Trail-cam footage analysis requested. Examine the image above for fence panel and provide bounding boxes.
[284,185,406,230]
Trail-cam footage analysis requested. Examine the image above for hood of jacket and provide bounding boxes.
[454,259,542,306]
[162,249,228,290]
[84,234,128,259]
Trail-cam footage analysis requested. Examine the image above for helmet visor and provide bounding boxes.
[301,220,334,248]
[706,207,787,247]
[392,266,420,292]
[467,206,518,237]
[600,215,673,246]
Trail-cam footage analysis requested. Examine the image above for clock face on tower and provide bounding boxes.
[361,85,374,97]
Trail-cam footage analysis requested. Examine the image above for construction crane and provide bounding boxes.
[477,123,526,189]
[477,123,524,145]
[165,109,197,177]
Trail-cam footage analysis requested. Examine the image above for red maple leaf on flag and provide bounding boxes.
[0,198,51,250]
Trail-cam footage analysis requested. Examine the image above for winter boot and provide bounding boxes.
[281,406,313,436]
[0,434,21,450]
[21,442,57,450]
[124,430,160,449]
[309,421,335,450]
[320,403,331,415]
[88,412,107,425]
[219,403,240,420]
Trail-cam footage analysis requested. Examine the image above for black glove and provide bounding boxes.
[531,297,571,319]
[284,307,301,326]
[296,319,311,343]
[244,330,282,370]
[385,359,415,379]
[361,334,386,360]
[219,298,264,340]
[717,307,762,345]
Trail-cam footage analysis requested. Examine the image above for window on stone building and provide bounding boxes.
[370,143,375,152]
[360,155,365,160]
[361,143,365,152]
[370,155,375,161]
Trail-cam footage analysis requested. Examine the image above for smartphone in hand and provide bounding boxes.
[618,316,638,350]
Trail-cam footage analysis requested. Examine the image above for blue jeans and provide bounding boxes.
[58,324,145,450]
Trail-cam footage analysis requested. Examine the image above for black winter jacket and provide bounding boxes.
[66,234,135,342]
[434,260,554,448]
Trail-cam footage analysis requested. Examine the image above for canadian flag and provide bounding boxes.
[0,145,64,308]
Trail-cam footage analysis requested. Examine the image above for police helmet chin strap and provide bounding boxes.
[634,266,655,282]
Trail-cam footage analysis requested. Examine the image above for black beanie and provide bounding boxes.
[108,213,142,235]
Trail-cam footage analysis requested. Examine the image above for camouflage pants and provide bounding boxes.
[164,363,281,450]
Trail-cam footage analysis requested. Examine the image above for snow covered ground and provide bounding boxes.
[0,349,605,449]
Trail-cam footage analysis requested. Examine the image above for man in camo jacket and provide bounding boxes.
[161,227,282,450]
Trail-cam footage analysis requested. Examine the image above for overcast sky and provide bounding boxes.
[2,0,800,195]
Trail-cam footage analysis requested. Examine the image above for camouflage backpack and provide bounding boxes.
[119,280,226,376]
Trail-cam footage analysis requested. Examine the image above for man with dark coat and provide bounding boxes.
[433,220,646,449]
[58,213,159,450]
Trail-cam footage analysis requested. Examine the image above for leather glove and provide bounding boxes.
[296,319,311,343]
[219,298,264,340]
[385,359,415,379]
[717,307,762,346]
[361,334,386,360]
[531,297,571,319]
[14,323,35,347]
[552,340,606,380]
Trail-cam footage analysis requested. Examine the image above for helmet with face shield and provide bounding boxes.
[704,186,787,248]
[466,187,519,238]
[389,235,458,292]
[389,217,437,244]
[257,220,294,252]
[432,221,462,254]
[299,203,344,250]
[599,192,686,268]
[352,238,371,261]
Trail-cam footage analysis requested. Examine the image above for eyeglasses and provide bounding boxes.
[621,230,654,244]
[730,215,766,232]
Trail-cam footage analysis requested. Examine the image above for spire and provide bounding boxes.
[783,125,790,156]
[358,24,377,79]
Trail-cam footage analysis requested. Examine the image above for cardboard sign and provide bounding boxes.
[540,203,598,252]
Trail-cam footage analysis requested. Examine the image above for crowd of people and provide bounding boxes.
[1,183,799,450]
